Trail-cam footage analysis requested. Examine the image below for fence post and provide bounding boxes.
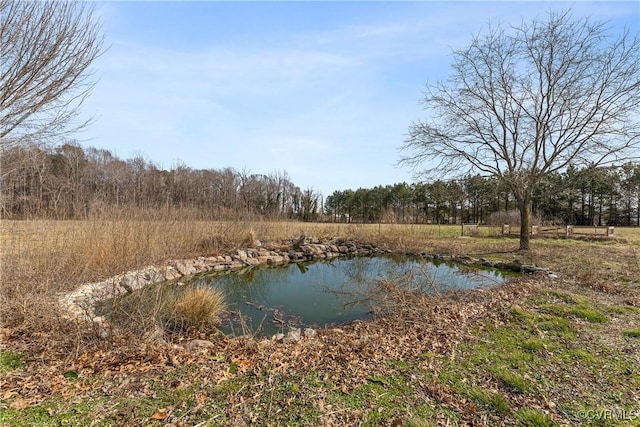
[531,225,539,236]
[566,225,573,237]
[502,224,510,235]
[607,226,615,236]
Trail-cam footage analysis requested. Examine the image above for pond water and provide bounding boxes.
[190,256,512,336]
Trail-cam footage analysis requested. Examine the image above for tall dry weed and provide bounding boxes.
[1,218,302,339]
[165,287,226,332]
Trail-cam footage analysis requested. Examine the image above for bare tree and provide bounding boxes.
[0,0,104,150]
[400,10,640,250]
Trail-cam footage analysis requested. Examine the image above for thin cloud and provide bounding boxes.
[81,1,639,195]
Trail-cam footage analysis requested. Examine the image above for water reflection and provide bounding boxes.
[191,256,510,336]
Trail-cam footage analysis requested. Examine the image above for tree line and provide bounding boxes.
[326,163,640,227]
[3,142,638,226]
[0,143,322,220]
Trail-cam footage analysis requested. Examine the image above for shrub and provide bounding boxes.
[166,287,226,332]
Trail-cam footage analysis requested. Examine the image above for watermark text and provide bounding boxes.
[577,409,639,421]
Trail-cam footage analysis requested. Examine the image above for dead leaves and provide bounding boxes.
[150,407,169,421]
[0,275,559,425]
[9,397,34,410]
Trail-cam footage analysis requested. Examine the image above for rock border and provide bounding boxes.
[58,235,558,323]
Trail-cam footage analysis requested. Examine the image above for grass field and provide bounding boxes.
[1,220,639,426]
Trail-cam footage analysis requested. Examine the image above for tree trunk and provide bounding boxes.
[518,197,532,251]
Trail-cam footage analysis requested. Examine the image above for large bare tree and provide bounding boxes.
[400,10,640,250]
[0,0,104,151]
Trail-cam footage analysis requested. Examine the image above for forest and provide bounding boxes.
[2,142,639,226]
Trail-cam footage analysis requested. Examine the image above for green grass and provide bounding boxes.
[0,397,106,427]
[329,373,420,426]
[607,305,640,315]
[535,291,608,324]
[521,338,547,353]
[514,407,555,426]
[468,387,510,413]
[539,289,587,305]
[623,329,640,338]
[0,350,24,374]
[493,368,534,394]
[425,292,640,423]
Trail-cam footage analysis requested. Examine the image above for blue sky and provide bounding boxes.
[81,1,639,197]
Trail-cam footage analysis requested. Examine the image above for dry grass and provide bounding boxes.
[0,220,462,290]
[166,286,226,332]
[1,219,638,335]
[0,219,459,337]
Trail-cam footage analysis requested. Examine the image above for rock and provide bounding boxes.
[229,261,244,269]
[303,328,317,339]
[521,265,549,275]
[248,249,260,258]
[293,232,307,249]
[273,333,285,342]
[236,250,248,260]
[175,260,197,276]
[92,315,107,324]
[303,244,327,256]
[143,267,165,283]
[243,257,261,266]
[148,324,166,344]
[92,316,110,339]
[163,266,182,281]
[93,279,126,299]
[193,259,208,273]
[494,260,522,272]
[184,339,215,352]
[119,272,145,293]
[267,256,286,265]
[284,328,301,343]
[257,255,271,264]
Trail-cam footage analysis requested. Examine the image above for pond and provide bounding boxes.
[189,256,513,336]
